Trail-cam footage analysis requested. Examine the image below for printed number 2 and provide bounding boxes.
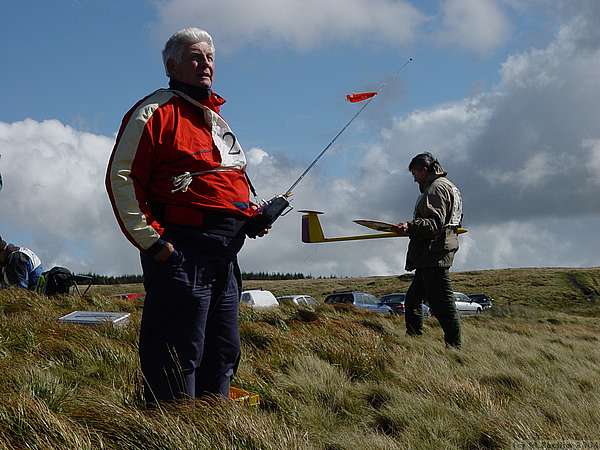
[223,132,240,154]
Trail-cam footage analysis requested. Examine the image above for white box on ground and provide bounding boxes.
[58,311,131,327]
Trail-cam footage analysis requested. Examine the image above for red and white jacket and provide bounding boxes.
[106,88,253,253]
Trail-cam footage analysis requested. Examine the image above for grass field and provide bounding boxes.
[1,267,599,449]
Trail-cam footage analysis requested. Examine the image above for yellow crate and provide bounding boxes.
[229,386,260,407]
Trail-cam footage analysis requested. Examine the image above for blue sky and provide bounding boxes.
[1,0,546,177]
[1,0,538,144]
[2,0,600,276]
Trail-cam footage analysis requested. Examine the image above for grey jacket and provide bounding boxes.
[405,171,463,271]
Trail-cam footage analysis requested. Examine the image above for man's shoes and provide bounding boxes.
[406,330,423,337]
[445,342,461,350]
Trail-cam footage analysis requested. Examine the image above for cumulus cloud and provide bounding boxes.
[453,218,600,269]
[340,3,600,232]
[436,0,511,54]
[462,15,600,223]
[155,0,427,50]
[335,3,600,273]
[0,119,138,275]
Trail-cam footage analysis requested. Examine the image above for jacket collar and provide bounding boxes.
[419,172,446,193]
[168,79,226,113]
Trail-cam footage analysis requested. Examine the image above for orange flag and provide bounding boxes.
[346,91,378,103]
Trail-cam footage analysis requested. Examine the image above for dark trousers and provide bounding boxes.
[404,267,461,347]
[139,227,244,405]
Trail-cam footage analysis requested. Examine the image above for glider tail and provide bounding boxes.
[300,210,326,243]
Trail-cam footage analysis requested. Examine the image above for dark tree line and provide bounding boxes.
[78,271,313,284]
[241,272,311,280]
[77,273,144,285]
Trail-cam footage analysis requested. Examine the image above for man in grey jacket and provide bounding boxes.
[396,152,463,348]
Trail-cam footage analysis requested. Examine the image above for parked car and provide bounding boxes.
[240,289,279,308]
[276,294,318,308]
[324,291,393,315]
[453,292,483,315]
[378,293,430,318]
[467,293,493,310]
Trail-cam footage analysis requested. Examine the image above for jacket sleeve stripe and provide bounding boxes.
[106,91,174,251]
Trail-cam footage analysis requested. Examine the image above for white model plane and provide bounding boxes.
[300,210,467,243]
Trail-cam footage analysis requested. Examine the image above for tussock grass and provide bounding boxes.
[0,268,599,448]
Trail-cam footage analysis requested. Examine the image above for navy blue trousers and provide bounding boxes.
[139,227,244,405]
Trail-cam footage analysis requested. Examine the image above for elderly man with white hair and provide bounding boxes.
[106,27,268,406]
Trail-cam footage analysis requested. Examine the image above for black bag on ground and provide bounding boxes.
[42,266,74,296]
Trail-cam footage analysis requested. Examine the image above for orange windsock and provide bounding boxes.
[346,91,378,103]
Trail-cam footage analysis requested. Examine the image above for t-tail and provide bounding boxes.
[300,210,326,243]
[300,210,399,243]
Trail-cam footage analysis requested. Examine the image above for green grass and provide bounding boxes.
[1,267,600,448]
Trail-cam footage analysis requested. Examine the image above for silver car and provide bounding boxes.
[276,294,319,308]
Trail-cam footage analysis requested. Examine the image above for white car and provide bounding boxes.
[453,292,483,315]
[276,294,318,308]
[240,289,279,308]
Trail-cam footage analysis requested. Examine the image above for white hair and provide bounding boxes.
[162,27,215,77]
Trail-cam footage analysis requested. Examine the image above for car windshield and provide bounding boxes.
[277,296,295,305]
[325,293,353,304]
[454,293,471,302]
[362,293,379,305]
[380,294,405,304]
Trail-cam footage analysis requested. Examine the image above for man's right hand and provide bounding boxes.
[395,222,410,235]
[154,241,175,263]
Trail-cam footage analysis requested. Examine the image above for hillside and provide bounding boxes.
[243,267,600,317]
[1,267,599,448]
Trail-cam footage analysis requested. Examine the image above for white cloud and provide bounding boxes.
[453,218,599,269]
[484,152,568,189]
[0,119,139,275]
[155,0,427,50]
[246,148,269,165]
[437,0,511,55]
[381,96,492,163]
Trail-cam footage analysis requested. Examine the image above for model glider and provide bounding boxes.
[301,210,467,243]
[301,210,402,243]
